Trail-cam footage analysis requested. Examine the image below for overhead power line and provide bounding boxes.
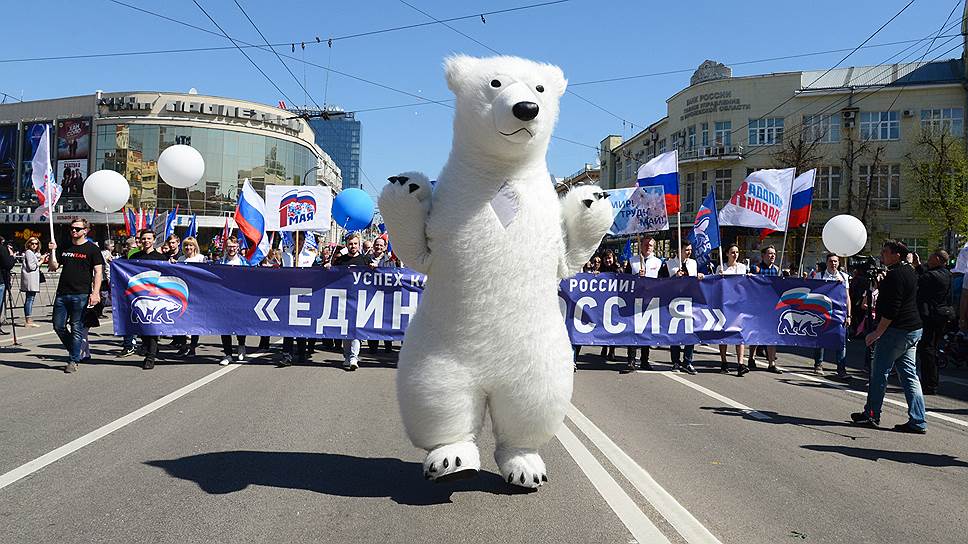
[190,0,298,106]
[232,0,321,109]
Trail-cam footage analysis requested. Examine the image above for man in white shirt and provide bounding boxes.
[812,253,851,378]
[219,236,247,365]
[623,236,663,373]
[668,242,702,375]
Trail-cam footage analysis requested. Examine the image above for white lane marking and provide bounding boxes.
[787,372,968,429]
[661,373,771,420]
[0,364,241,490]
[1,318,115,346]
[555,424,672,544]
[566,405,723,544]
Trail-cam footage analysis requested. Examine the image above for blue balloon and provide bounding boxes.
[332,188,375,231]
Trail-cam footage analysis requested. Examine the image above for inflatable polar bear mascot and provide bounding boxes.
[378,55,613,489]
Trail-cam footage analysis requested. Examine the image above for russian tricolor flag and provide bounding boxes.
[636,150,679,215]
[759,169,816,240]
[234,179,270,266]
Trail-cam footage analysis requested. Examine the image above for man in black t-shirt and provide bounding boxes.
[333,233,370,370]
[128,229,169,370]
[48,218,104,373]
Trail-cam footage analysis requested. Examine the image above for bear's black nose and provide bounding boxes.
[512,101,539,121]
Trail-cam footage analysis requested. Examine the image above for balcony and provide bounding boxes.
[679,145,744,164]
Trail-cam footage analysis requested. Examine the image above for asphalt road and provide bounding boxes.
[1,307,966,544]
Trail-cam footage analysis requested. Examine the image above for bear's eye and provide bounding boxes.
[536,85,545,93]
[490,79,502,88]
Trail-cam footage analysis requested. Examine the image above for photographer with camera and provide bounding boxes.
[851,240,926,434]
[915,250,953,396]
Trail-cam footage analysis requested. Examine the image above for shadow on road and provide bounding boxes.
[801,445,968,468]
[146,450,527,505]
[701,406,869,440]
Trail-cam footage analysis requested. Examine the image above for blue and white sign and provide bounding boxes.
[112,263,846,348]
[607,186,669,235]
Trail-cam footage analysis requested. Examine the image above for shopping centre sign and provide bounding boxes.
[98,95,300,134]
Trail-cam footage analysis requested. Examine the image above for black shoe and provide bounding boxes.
[620,362,636,374]
[737,364,749,377]
[766,365,783,374]
[892,422,926,434]
[142,359,155,370]
[850,411,879,427]
[747,358,758,370]
[720,362,729,374]
[277,354,293,367]
[641,361,654,371]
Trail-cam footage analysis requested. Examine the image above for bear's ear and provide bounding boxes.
[444,55,477,95]
[544,64,567,97]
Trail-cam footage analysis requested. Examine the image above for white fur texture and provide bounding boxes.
[379,55,612,489]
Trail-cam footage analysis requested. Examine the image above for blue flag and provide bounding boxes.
[688,188,720,272]
[185,214,197,239]
[621,238,633,262]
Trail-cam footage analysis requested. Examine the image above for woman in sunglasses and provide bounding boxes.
[20,237,43,327]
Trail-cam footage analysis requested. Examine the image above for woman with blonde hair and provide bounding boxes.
[20,236,42,327]
[175,236,206,357]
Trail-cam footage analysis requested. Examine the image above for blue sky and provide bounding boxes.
[1,0,957,197]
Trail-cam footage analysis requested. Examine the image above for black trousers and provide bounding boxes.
[627,346,650,362]
[368,339,393,352]
[141,335,158,361]
[221,335,246,356]
[917,320,947,392]
[283,337,308,358]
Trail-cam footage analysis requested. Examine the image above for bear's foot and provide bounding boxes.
[495,448,547,489]
[424,441,480,483]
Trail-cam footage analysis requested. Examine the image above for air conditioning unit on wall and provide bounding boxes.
[903,109,914,118]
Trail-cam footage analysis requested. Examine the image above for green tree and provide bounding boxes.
[904,129,968,252]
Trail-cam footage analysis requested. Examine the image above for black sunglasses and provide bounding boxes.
[70,226,86,232]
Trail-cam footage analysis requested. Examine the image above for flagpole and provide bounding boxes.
[797,208,815,276]
[676,211,683,266]
[777,169,797,273]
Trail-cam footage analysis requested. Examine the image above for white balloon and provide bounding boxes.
[158,144,205,189]
[822,214,868,256]
[83,170,130,213]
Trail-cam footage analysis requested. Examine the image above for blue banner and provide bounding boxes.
[112,262,846,348]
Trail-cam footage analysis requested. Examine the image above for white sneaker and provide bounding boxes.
[219,356,232,366]
[236,353,245,362]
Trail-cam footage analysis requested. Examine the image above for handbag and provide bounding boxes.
[39,271,46,284]
[82,305,101,328]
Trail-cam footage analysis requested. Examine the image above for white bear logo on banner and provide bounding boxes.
[379,55,613,489]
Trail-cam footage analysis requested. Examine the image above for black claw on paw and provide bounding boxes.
[428,463,436,473]
[507,474,514,484]
[541,474,548,482]
[582,199,593,208]
[397,176,409,183]
[455,456,461,467]
[442,458,449,469]
[533,475,540,484]
[600,191,610,199]
[408,183,419,193]
[519,474,525,484]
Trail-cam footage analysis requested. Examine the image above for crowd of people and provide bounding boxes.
[2,219,966,432]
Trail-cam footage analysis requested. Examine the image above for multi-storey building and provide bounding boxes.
[600,49,968,266]
[304,107,362,191]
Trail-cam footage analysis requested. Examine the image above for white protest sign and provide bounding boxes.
[607,186,669,235]
[265,185,332,232]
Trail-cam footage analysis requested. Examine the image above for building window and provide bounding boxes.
[625,160,633,184]
[802,114,841,143]
[900,238,928,256]
[701,123,709,147]
[684,172,696,213]
[714,121,731,147]
[658,138,667,154]
[814,166,842,209]
[860,111,899,141]
[715,169,732,206]
[859,163,901,209]
[748,117,784,146]
[920,108,963,136]
[614,159,622,185]
[687,125,696,151]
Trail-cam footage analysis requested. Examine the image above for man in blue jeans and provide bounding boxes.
[47,218,104,374]
[811,253,851,379]
[851,240,926,434]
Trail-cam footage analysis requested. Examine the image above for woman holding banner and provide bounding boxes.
[175,237,206,358]
[716,244,749,376]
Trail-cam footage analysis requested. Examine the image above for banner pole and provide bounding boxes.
[777,170,797,273]
[676,211,683,265]
[798,204,815,275]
